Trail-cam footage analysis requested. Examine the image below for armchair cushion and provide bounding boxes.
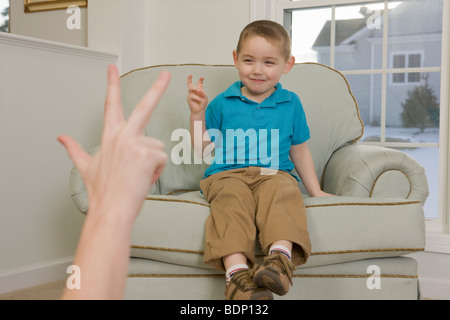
[129,191,425,269]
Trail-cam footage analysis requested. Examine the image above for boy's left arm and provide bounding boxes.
[290,142,333,197]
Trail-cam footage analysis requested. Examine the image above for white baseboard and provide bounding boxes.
[408,251,450,300]
[419,276,450,300]
[0,257,74,294]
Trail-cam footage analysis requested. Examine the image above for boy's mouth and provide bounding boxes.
[250,78,265,84]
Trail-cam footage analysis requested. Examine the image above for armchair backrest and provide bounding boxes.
[120,63,363,195]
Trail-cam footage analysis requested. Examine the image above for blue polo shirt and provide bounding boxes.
[203,81,310,180]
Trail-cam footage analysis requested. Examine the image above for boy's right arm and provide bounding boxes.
[187,75,214,158]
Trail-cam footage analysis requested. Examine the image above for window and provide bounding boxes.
[275,0,448,230]
[0,0,9,33]
[391,52,423,84]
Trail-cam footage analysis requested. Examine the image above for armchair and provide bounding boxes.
[70,63,427,300]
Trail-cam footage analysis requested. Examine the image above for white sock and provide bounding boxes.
[269,244,292,261]
[225,264,249,284]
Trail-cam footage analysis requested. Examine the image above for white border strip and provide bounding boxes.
[0,257,73,295]
[419,276,450,300]
[440,0,450,232]
[0,32,118,62]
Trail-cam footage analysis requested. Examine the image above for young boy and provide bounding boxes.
[187,20,331,300]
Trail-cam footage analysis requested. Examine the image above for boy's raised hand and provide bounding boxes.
[187,75,209,114]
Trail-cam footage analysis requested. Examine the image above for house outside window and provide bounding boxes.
[273,0,448,232]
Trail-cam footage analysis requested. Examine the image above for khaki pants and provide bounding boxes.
[200,167,311,271]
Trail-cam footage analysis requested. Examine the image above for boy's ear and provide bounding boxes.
[283,55,295,74]
[233,50,239,69]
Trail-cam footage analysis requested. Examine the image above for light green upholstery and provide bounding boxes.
[129,192,425,270]
[125,256,420,300]
[323,144,429,203]
[69,63,428,300]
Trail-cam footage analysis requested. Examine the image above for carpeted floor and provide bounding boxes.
[0,279,66,300]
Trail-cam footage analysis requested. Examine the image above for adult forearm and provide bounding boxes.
[61,210,134,300]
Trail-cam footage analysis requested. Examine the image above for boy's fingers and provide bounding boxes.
[57,135,91,174]
[126,71,171,135]
[187,74,193,88]
[189,94,205,104]
[197,77,204,90]
[187,75,205,91]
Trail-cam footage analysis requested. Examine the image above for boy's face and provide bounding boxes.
[233,35,295,102]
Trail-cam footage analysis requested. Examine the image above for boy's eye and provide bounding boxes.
[244,59,253,63]
[265,61,275,65]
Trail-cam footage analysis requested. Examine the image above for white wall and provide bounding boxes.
[9,0,251,71]
[10,0,87,46]
[86,0,251,74]
[145,0,250,66]
[0,32,117,293]
[87,0,148,75]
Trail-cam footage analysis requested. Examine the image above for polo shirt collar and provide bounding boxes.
[223,81,291,105]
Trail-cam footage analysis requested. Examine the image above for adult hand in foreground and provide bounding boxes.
[59,65,171,300]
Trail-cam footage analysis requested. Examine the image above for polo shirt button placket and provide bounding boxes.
[254,105,264,124]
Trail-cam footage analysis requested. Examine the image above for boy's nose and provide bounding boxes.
[253,63,263,74]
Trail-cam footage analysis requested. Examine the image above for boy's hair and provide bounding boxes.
[236,20,291,60]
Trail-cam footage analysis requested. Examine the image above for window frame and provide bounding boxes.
[257,0,450,250]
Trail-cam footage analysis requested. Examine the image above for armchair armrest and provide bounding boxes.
[322,144,429,205]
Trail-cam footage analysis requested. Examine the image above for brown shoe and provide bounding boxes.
[253,251,296,296]
[225,266,273,300]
